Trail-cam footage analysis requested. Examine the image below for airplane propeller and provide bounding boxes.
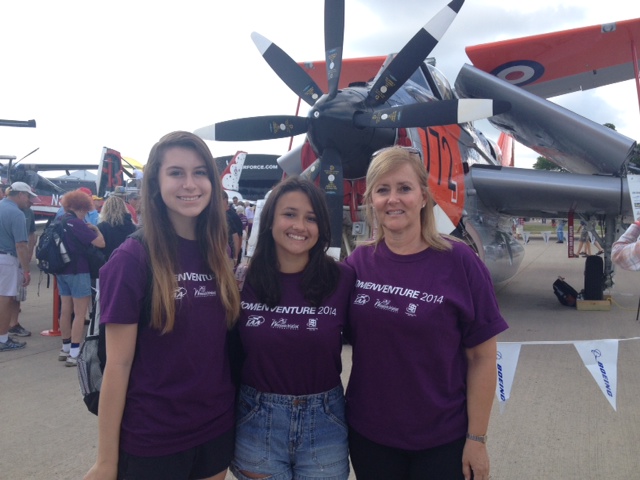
[196,0,509,254]
[365,0,464,107]
[353,99,511,129]
[324,0,345,100]
[195,116,308,142]
[251,33,323,106]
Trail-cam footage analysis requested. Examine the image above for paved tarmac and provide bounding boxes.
[2,234,640,479]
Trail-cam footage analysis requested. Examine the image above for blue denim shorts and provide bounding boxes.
[56,273,92,298]
[231,384,349,480]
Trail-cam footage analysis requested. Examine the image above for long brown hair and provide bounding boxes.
[363,146,453,251]
[141,131,240,332]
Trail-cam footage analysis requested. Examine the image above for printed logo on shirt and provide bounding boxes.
[174,287,188,300]
[353,294,370,306]
[246,315,265,327]
[176,272,214,282]
[374,299,399,313]
[406,303,418,317]
[271,318,299,330]
[306,318,318,331]
[193,285,216,298]
[241,301,316,315]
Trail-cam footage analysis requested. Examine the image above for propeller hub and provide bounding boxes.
[307,88,395,179]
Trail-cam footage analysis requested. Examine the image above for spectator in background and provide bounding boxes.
[245,202,254,237]
[575,221,591,257]
[222,190,243,267]
[55,187,99,225]
[98,196,137,260]
[0,182,37,352]
[112,186,138,224]
[612,220,640,270]
[92,195,104,214]
[127,191,142,226]
[56,190,105,367]
[556,219,566,244]
[235,205,248,264]
[7,186,37,338]
[132,167,144,188]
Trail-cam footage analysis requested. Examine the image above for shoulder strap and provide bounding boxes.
[128,229,152,326]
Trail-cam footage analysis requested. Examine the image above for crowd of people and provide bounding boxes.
[2,134,510,480]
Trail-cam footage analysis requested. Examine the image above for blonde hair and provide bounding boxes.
[100,196,129,225]
[363,147,453,251]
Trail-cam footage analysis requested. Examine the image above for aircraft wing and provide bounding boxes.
[465,18,640,98]
[469,164,632,220]
[455,64,636,175]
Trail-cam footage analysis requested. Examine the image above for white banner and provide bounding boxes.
[496,343,521,411]
[574,340,619,411]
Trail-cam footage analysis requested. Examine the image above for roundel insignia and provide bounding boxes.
[490,60,545,87]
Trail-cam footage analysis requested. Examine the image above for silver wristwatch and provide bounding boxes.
[466,433,488,444]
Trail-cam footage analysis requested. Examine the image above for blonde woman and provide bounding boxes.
[345,146,507,480]
[97,196,137,260]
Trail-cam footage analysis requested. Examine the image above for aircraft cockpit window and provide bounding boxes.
[407,67,433,96]
[426,64,454,100]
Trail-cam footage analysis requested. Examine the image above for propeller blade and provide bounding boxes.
[319,148,344,255]
[353,99,510,128]
[366,0,464,107]
[0,119,36,128]
[14,147,40,166]
[324,0,345,99]
[300,158,322,183]
[195,116,308,142]
[251,32,324,106]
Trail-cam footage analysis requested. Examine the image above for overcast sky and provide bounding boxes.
[1,0,639,171]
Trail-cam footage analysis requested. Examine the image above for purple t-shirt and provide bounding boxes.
[345,240,508,450]
[61,215,97,275]
[99,237,235,456]
[238,262,355,395]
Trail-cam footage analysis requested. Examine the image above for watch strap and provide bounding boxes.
[466,433,488,444]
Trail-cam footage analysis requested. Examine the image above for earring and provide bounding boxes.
[422,203,426,208]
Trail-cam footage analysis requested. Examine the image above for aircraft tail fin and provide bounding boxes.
[96,147,125,197]
[220,151,247,193]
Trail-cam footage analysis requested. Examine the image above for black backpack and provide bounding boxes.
[77,232,149,415]
[553,277,579,307]
[36,217,71,274]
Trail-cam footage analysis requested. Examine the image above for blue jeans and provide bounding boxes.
[231,384,349,480]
